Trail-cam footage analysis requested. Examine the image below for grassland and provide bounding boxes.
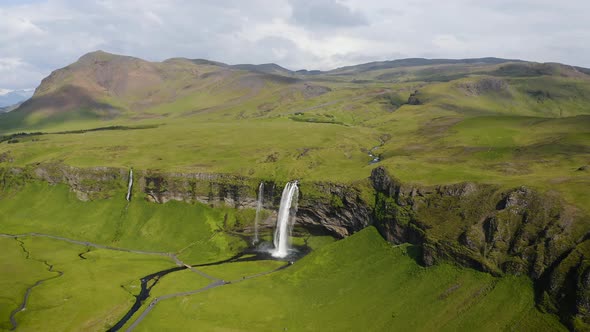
[0,182,254,331]
[131,227,565,331]
[0,180,569,331]
[6,237,174,332]
[0,54,588,330]
[0,182,247,259]
[0,59,588,211]
[0,237,54,331]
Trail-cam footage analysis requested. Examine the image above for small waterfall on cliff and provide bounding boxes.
[253,182,264,245]
[272,181,299,258]
[126,168,133,202]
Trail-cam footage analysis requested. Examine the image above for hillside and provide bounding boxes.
[0,51,318,131]
[1,51,590,330]
[0,51,588,193]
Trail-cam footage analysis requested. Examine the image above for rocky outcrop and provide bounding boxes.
[2,162,589,329]
[407,90,421,105]
[0,163,371,238]
[297,182,372,238]
[32,163,127,200]
[139,173,372,237]
[370,166,590,330]
[140,171,259,208]
[457,77,509,96]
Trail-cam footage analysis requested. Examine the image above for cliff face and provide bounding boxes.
[370,166,590,330]
[1,163,589,329]
[1,164,371,238]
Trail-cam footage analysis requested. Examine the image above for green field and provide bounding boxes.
[132,228,565,331]
[1,53,588,330]
[0,181,570,331]
[1,61,588,210]
[5,237,174,331]
[0,182,245,258]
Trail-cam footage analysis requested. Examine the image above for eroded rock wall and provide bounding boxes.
[1,163,589,329]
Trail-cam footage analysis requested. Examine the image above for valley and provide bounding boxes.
[1,51,589,331]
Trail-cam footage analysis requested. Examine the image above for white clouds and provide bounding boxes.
[0,58,25,71]
[0,57,45,90]
[0,0,589,89]
[288,0,368,28]
[0,9,46,44]
[431,35,469,55]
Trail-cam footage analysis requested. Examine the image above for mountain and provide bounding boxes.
[231,63,294,76]
[1,50,590,330]
[2,50,589,133]
[3,50,310,129]
[326,57,521,74]
[0,88,33,107]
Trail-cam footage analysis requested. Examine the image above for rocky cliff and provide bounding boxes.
[370,166,590,330]
[0,163,371,238]
[1,163,588,329]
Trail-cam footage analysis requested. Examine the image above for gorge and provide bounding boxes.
[1,162,587,329]
[1,50,589,331]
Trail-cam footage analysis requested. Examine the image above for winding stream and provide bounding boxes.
[1,232,310,332]
[8,237,64,331]
[111,242,309,331]
[367,138,386,164]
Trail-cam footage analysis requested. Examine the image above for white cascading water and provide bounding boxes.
[272,181,299,258]
[126,168,133,202]
[253,182,264,244]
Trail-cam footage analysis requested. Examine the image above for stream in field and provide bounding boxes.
[108,238,311,332]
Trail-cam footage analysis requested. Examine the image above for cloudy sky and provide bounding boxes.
[1,0,590,90]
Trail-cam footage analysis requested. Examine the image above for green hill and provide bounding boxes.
[1,51,589,331]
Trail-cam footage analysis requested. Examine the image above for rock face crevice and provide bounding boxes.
[1,163,589,329]
[297,182,372,238]
[369,166,590,330]
[0,164,372,238]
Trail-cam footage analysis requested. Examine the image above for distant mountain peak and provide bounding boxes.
[0,88,34,107]
[0,88,13,96]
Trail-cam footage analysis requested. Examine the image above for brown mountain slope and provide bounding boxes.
[5,51,306,130]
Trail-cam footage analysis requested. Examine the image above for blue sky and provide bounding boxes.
[1,0,589,90]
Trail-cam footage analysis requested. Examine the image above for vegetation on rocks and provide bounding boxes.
[1,51,589,330]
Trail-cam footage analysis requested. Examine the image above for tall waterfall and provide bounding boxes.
[272,181,299,258]
[253,182,264,244]
[126,168,133,202]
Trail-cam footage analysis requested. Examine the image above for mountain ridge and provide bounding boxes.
[2,49,590,134]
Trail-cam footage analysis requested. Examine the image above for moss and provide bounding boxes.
[374,191,414,226]
[231,208,256,229]
[330,194,344,209]
[0,167,30,193]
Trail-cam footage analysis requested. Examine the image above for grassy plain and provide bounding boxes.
[0,237,54,331]
[1,68,588,209]
[133,227,566,331]
[9,237,174,332]
[0,55,588,331]
[0,182,245,258]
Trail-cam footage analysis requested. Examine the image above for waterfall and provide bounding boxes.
[253,182,264,244]
[272,181,299,258]
[126,168,133,202]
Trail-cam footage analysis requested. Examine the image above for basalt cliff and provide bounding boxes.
[1,163,588,329]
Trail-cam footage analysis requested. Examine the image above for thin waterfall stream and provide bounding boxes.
[253,182,264,245]
[126,168,133,202]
